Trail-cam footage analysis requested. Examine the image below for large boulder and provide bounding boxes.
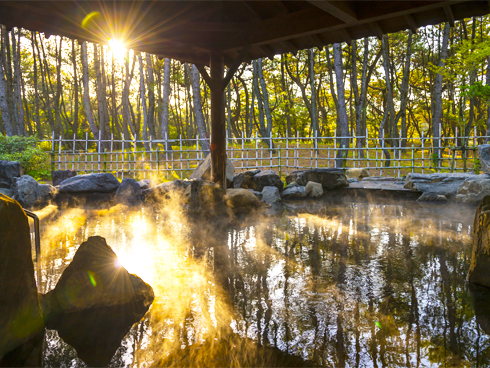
[138,179,152,190]
[305,181,323,198]
[469,283,490,335]
[455,175,490,204]
[41,236,154,367]
[11,175,57,208]
[346,168,369,180]
[0,160,23,189]
[261,186,281,205]
[59,173,120,193]
[281,185,307,199]
[252,170,284,192]
[189,154,234,187]
[0,194,44,365]
[233,169,260,189]
[116,178,142,204]
[478,144,490,174]
[51,170,77,186]
[143,179,191,202]
[225,188,260,211]
[468,196,490,288]
[286,169,348,189]
[404,173,476,199]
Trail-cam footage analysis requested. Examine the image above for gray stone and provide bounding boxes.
[363,176,400,182]
[478,144,490,174]
[51,170,77,186]
[252,170,284,192]
[189,153,234,187]
[0,188,13,198]
[346,168,369,180]
[40,236,154,367]
[12,175,39,207]
[468,196,490,288]
[0,160,23,189]
[417,192,448,202]
[285,181,299,189]
[455,175,490,204]
[261,186,281,204]
[59,173,120,193]
[404,173,476,199]
[347,178,359,183]
[286,168,348,189]
[233,170,260,189]
[248,189,263,200]
[225,188,260,211]
[138,179,152,190]
[281,185,307,199]
[143,180,191,202]
[305,181,323,198]
[36,184,57,203]
[0,194,44,363]
[116,178,142,204]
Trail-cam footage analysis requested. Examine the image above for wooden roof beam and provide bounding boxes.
[306,1,357,23]
[404,14,418,34]
[444,5,455,27]
[370,22,384,40]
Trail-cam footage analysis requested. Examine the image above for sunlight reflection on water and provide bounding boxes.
[38,202,490,367]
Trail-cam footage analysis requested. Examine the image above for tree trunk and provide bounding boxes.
[81,42,99,141]
[280,54,292,137]
[138,53,150,151]
[2,26,17,134]
[351,40,362,154]
[11,28,23,135]
[72,39,79,137]
[257,58,273,138]
[309,49,317,146]
[433,22,450,156]
[145,53,157,139]
[32,32,42,138]
[190,64,210,152]
[0,50,13,136]
[379,35,394,166]
[486,56,490,142]
[53,36,63,137]
[253,60,269,146]
[160,58,172,150]
[398,31,412,147]
[100,46,110,138]
[36,33,55,134]
[333,43,349,168]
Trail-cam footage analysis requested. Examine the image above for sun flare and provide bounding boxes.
[108,38,126,60]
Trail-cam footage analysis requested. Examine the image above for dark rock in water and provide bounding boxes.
[233,169,260,189]
[404,173,476,199]
[116,178,142,204]
[469,282,490,335]
[253,170,284,192]
[12,175,57,208]
[479,144,490,174]
[0,160,23,189]
[51,170,77,186]
[0,194,44,365]
[261,186,281,204]
[138,179,152,190]
[305,181,323,197]
[281,185,307,199]
[225,188,260,211]
[417,192,448,202]
[41,236,154,367]
[286,168,348,189]
[248,189,263,200]
[143,179,191,201]
[189,153,234,188]
[59,173,120,193]
[468,196,490,288]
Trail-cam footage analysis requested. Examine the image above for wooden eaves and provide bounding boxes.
[0,1,489,187]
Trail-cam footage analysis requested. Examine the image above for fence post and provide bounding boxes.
[421,131,425,174]
[133,134,137,178]
[411,145,415,173]
[365,127,369,171]
[179,134,183,179]
[278,145,281,177]
[296,131,300,169]
[58,134,62,170]
[286,131,289,174]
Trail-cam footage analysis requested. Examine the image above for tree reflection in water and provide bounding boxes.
[39,202,490,367]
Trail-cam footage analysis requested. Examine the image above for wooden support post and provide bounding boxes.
[209,51,227,187]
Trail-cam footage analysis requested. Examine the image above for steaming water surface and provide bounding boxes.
[37,201,490,367]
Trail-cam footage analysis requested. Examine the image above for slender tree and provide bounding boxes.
[160,58,172,150]
[333,43,349,167]
[81,42,98,141]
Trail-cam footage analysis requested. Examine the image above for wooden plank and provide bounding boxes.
[306,1,357,23]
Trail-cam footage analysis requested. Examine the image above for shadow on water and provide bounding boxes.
[36,198,490,367]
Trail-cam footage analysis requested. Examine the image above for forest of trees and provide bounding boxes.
[1,16,490,156]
